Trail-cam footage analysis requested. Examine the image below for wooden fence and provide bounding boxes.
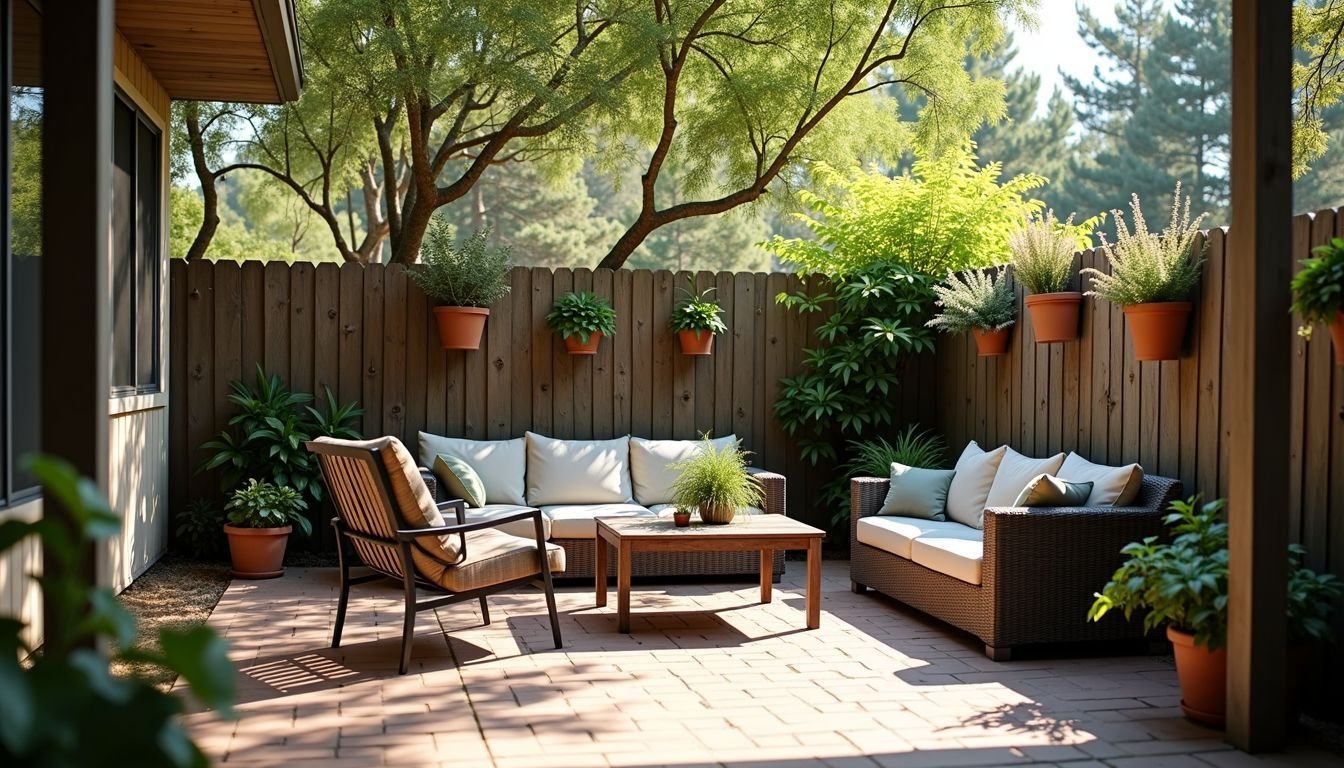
[168,262,937,532]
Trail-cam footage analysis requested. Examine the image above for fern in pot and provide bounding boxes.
[670,438,763,525]
[1010,210,1094,343]
[547,291,617,354]
[926,268,1017,356]
[669,283,727,356]
[1290,236,1344,365]
[410,216,512,350]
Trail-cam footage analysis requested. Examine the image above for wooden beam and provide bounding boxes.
[1226,0,1292,751]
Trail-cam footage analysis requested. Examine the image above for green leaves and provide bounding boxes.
[409,219,513,307]
[225,479,312,537]
[546,292,618,344]
[927,268,1016,334]
[1291,236,1344,332]
[669,438,764,511]
[668,284,727,334]
[1082,183,1208,306]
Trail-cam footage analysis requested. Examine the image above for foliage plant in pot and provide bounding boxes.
[669,283,727,355]
[1009,210,1093,343]
[547,291,617,354]
[1290,235,1344,365]
[410,217,512,350]
[223,478,311,579]
[670,438,764,525]
[926,268,1017,356]
[1082,183,1207,361]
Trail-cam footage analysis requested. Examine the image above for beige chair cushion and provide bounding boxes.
[466,504,551,541]
[418,433,527,505]
[433,454,486,508]
[541,503,653,539]
[910,530,984,586]
[1014,474,1094,507]
[945,441,1007,529]
[629,434,737,505]
[879,463,956,520]
[424,527,566,593]
[525,432,633,505]
[985,447,1066,511]
[855,516,977,560]
[1058,452,1144,506]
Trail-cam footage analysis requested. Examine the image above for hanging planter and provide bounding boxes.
[1290,237,1344,366]
[1010,210,1098,343]
[432,307,490,350]
[926,268,1017,359]
[1332,312,1344,365]
[971,326,1011,356]
[669,283,726,356]
[563,331,604,355]
[547,291,616,356]
[409,219,512,351]
[1123,302,1192,361]
[1024,293,1083,343]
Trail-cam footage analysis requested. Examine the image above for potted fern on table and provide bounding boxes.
[926,268,1017,356]
[1290,235,1344,365]
[410,216,512,350]
[669,283,727,355]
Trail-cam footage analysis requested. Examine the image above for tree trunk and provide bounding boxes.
[184,107,218,261]
[598,214,662,270]
[390,194,435,264]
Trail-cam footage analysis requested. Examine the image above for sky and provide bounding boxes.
[1010,1,1122,111]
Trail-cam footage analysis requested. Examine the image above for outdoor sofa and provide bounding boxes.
[850,440,1182,660]
[416,431,787,581]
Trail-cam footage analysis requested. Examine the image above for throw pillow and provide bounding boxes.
[628,434,738,505]
[1058,452,1144,506]
[878,462,956,520]
[432,454,486,508]
[1013,474,1095,507]
[525,432,633,505]
[945,441,1008,529]
[984,447,1066,509]
[417,433,527,505]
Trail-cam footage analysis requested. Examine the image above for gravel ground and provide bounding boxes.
[114,555,231,688]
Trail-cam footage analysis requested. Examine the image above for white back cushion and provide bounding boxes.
[526,432,632,505]
[417,432,526,505]
[985,447,1066,509]
[1058,452,1144,506]
[945,441,1007,529]
[628,434,737,505]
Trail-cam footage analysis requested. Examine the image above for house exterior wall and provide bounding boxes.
[0,498,41,649]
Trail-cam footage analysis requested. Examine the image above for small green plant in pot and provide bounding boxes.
[223,478,311,579]
[926,268,1017,356]
[1010,210,1097,343]
[669,283,727,356]
[670,438,764,525]
[1290,236,1344,365]
[547,291,617,354]
[410,217,512,350]
[1082,182,1207,361]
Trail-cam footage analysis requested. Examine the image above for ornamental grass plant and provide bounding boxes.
[1009,210,1082,295]
[1084,183,1207,306]
[926,268,1016,334]
[670,438,764,512]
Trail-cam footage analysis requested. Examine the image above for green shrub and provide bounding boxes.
[926,268,1016,334]
[409,216,512,307]
[546,292,617,343]
[175,498,224,559]
[225,479,312,536]
[1083,183,1207,306]
[670,439,763,511]
[844,426,947,477]
[1290,236,1344,338]
[668,284,726,334]
[1009,210,1098,295]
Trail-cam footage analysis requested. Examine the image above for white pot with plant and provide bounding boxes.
[410,216,512,350]
[1010,210,1092,343]
[670,438,763,525]
[926,268,1017,356]
[1082,183,1207,361]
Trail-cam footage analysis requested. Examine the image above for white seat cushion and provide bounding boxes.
[648,503,764,518]
[526,432,633,506]
[1058,452,1144,506]
[541,503,654,539]
[464,504,550,541]
[945,441,1007,529]
[984,447,1066,511]
[418,433,526,505]
[629,435,737,505]
[910,530,985,586]
[855,516,978,560]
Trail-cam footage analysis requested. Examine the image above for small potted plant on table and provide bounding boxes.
[547,291,617,354]
[669,284,727,355]
[926,268,1017,356]
[670,438,763,525]
[671,505,693,528]
[223,478,311,579]
[1290,235,1344,365]
[410,217,512,350]
[1010,210,1090,343]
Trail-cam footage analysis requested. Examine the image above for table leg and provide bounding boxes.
[759,549,773,603]
[806,537,822,630]
[595,535,607,608]
[617,541,632,633]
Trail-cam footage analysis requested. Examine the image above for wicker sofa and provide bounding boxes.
[417,431,787,581]
[849,469,1181,660]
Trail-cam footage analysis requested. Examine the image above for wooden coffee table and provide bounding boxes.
[594,515,826,632]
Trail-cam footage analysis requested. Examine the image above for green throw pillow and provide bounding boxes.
[878,462,956,520]
[1013,474,1094,507]
[433,454,486,508]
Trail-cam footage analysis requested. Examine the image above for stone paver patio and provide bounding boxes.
[181,562,1343,767]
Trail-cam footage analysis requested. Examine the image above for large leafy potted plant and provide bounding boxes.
[1010,210,1088,343]
[1290,235,1344,365]
[223,478,312,579]
[669,284,727,355]
[926,268,1017,356]
[1082,183,1207,361]
[547,291,617,354]
[410,217,512,350]
[670,438,763,525]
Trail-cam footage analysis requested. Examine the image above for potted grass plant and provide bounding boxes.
[670,438,764,525]
[926,268,1017,356]
[410,217,512,350]
[547,291,617,354]
[1082,183,1207,361]
[1290,235,1344,365]
[223,478,311,579]
[669,283,727,355]
[1010,210,1087,343]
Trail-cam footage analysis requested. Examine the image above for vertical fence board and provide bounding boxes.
[404,274,427,447]
[338,265,364,431]
[1197,229,1226,496]
[510,268,533,436]
[289,263,315,395]
[169,261,187,513]
[361,266,384,436]
[591,269,615,439]
[529,267,554,437]
[732,273,756,445]
[184,261,214,503]
[570,268,594,439]
[612,270,633,436]
[211,264,242,442]
[382,265,407,443]
[1307,212,1337,562]
[651,270,675,439]
[240,261,265,379]
[549,269,575,439]
[263,262,290,382]
[313,263,340,396]
[693,271,717,434]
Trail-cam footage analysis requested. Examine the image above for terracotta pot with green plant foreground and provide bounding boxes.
[669,283,727,355]
[224,478,312,579]
[927,268,1016,356]
[670,437,764,525]
[1010,210,1099,343]
[410,216,512,350]
[1290,235,1344,365]
[547,291,617,354]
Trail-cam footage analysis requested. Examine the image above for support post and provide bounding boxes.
[1226,0,1292,751]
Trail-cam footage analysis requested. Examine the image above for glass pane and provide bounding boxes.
[111,98,134,389]
[10,0,43,494]
[135,120,159,389]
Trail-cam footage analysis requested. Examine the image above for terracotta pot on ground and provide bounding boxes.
[433,306,489,350]
[1331,311,1344,366]
[698,502,736,525]
[971,327,1011,357]
[678,329,715,356]
[224,524,293,579]
[1024,292,1083,343]
[1167,626,1226,728]
[563,332,603,355]
[1123,302,1192,361]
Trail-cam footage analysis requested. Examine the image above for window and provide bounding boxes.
[110,92,160,395]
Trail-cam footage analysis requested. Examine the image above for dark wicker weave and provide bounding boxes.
[850,473,1182,659]
[420,466,788,581]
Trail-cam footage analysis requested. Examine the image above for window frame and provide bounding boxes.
[109,86,161,399]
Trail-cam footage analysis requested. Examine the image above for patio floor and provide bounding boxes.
[180,562,1343,767]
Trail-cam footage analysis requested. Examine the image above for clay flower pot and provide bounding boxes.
[678,329,715,356]
[1331,311,1344,366]
[1168,626,1226,728]
[224,524,293,579]
[433,306,489,350]
[672,511,692,528]
[563,332,603,355]
[1123,302,1191,361]
[971,327,1011,357]
[1024,292,1083,343]
[698,502,736,525]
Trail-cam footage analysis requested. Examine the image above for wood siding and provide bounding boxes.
[105,405,170,592]
[0,499,42,650]
[113,29,169,126]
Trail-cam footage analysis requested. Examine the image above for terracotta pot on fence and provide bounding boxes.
[1123,302,1192,361]
[678,329,715,356]
[1167,626,1226,729]
[698,502,736,525]
[433,306,489,350]
[971,327,1011,357]
[1024,292,1083,343]
[224,524,292,579]
[1331,311,1344,366]
[564,332,603,355]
